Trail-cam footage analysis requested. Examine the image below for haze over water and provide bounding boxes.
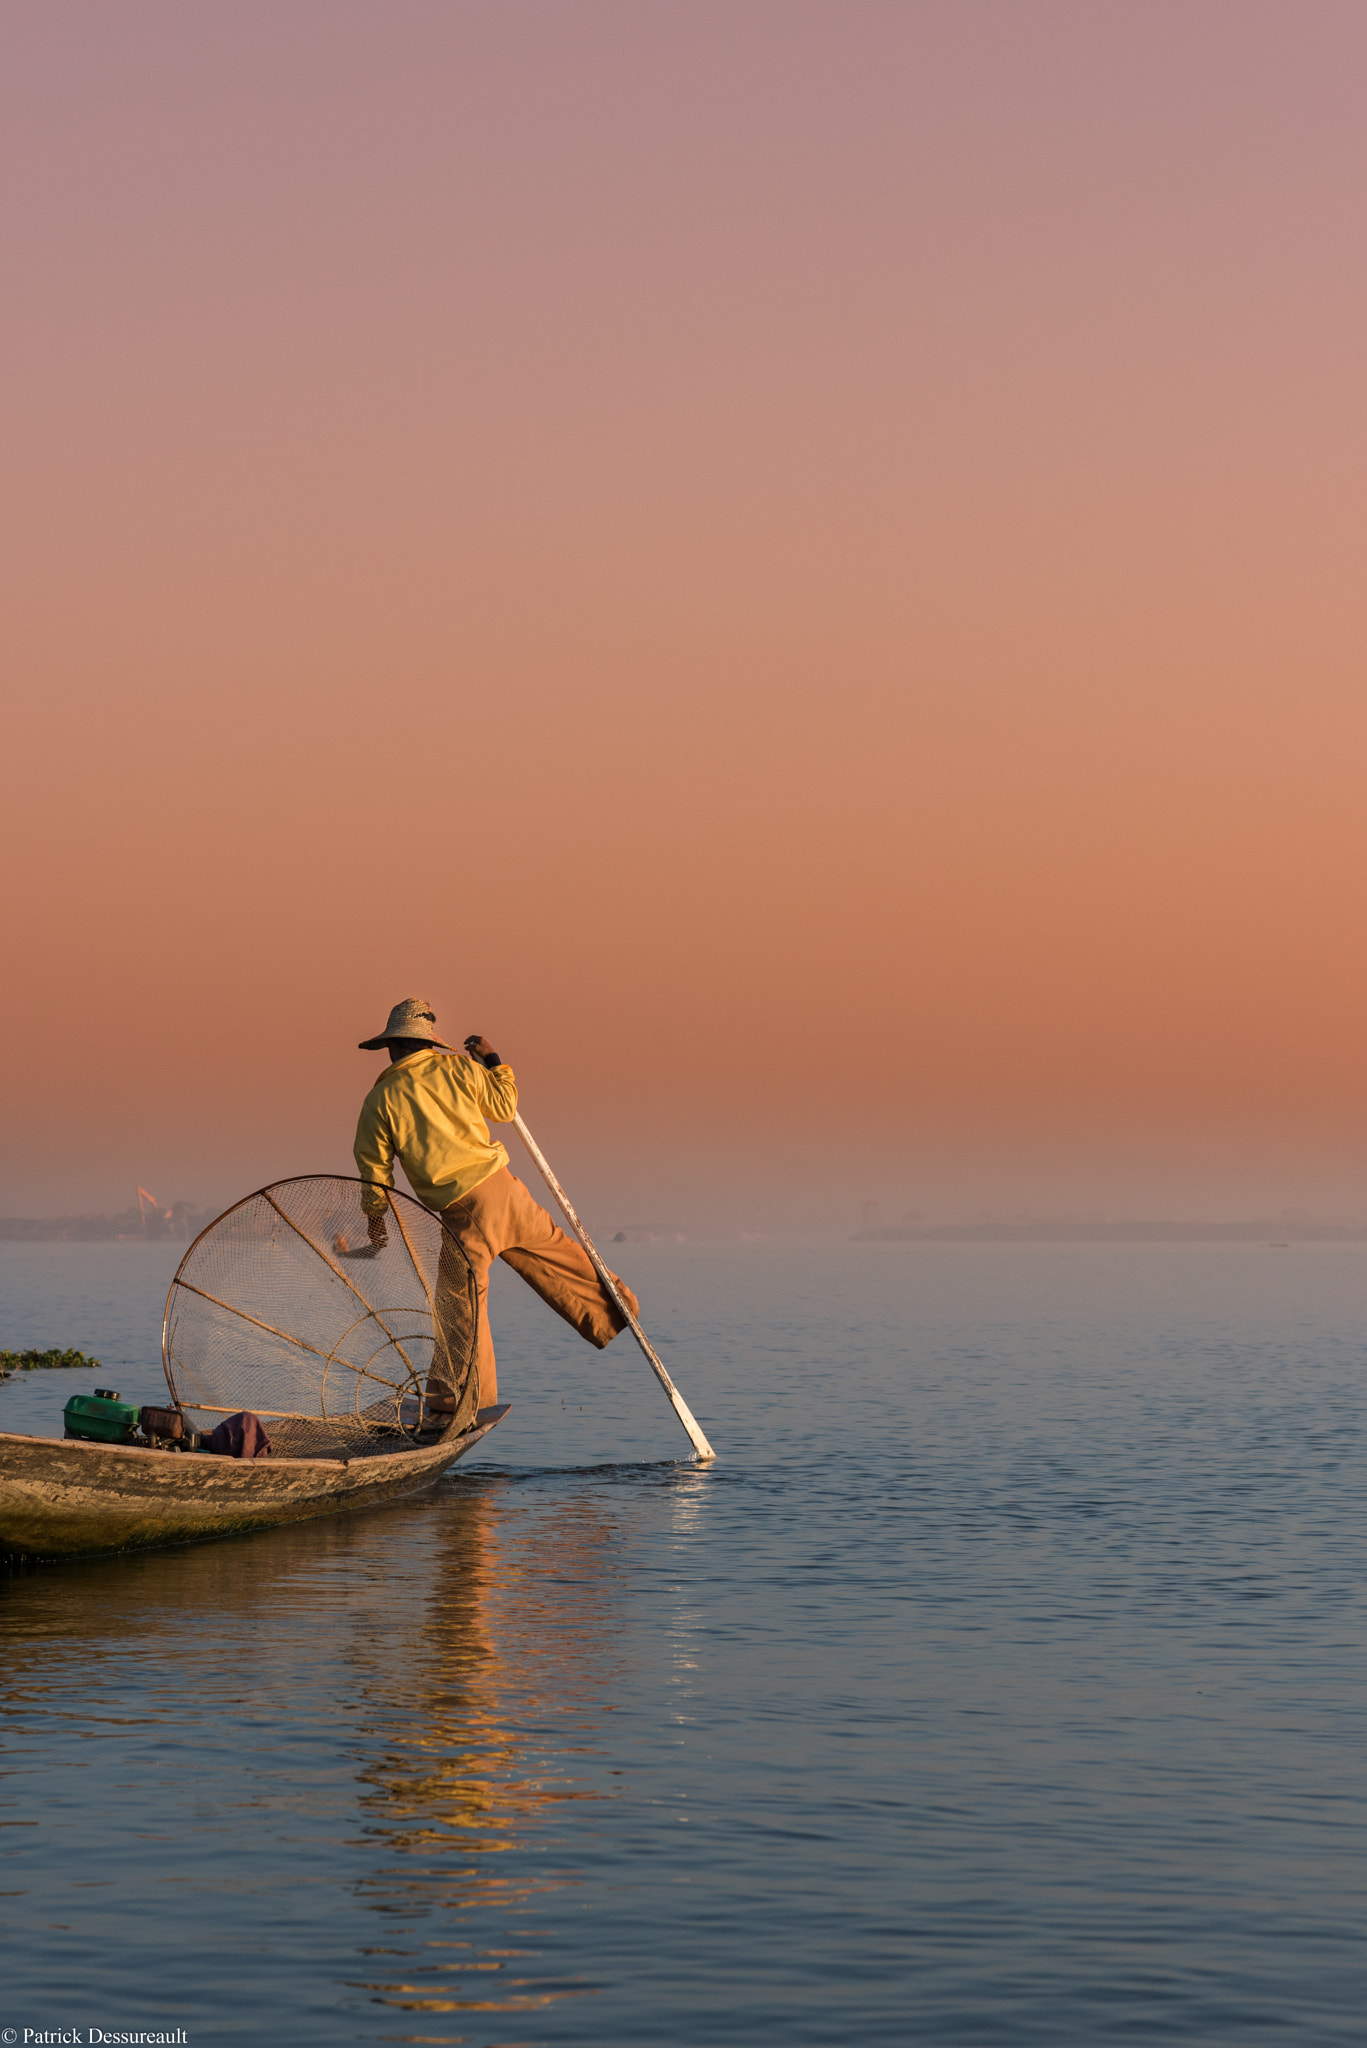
[3,1237,1365,2043]
[7,2,1367,1227]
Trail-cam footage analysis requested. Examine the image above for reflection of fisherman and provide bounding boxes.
[353,997,640,1416]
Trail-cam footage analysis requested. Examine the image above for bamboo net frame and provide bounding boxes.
[162,1176,480,1460]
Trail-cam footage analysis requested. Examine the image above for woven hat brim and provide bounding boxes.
[359,1031,454,1051]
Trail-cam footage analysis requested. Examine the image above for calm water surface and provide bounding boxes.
[2,1236,1365,2044]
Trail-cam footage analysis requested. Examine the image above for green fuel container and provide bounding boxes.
[64,1388,142,1444]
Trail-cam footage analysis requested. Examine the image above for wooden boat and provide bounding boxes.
[0,1404,509,1561]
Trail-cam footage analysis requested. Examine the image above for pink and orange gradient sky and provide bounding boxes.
[6,2,1367,1226]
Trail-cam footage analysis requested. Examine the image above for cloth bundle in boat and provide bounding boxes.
[162,1176,480,1460]
[204,1410,273,1458]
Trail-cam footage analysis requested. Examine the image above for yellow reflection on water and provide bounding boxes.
[346,1483,626,2024]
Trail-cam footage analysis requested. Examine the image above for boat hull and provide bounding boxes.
[0,1406,509,1560]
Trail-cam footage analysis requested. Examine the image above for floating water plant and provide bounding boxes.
[0,1347,102,1378]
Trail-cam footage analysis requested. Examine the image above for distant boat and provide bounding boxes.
[0,1404,508,1561]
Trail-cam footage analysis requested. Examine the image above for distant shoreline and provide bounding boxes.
[2,1212,1364,1247]
[0,1208,213,1244]
[853,1220,1367,1243]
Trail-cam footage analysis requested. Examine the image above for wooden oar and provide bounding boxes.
[511,1111,716,1461]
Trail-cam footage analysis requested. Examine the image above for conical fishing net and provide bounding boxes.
[162,1176,480,1459]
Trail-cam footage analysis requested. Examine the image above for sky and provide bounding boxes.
[5,1,1367,1228]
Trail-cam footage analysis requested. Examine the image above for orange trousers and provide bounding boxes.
[436,1167,639,1407]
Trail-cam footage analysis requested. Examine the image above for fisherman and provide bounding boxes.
[353,997,640,1421]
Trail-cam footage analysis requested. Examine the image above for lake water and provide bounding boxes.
[2,1235,1366,2044]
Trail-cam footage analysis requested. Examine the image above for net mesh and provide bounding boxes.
[162,1177,480,1459]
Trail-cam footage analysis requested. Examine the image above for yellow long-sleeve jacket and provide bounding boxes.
[353,1048,518,1214]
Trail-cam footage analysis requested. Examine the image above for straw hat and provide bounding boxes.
[358,998,454,1051]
